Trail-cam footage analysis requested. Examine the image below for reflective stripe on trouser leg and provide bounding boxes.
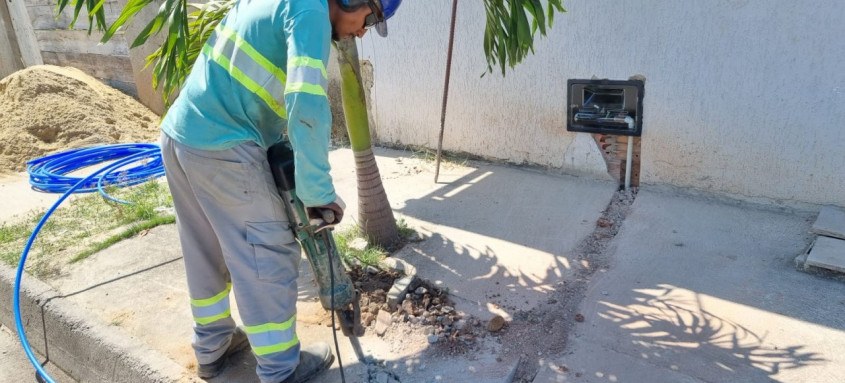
[159,133,237,364]
[244,315,299,356]
[191,283,232,325]
[166,136,302,383]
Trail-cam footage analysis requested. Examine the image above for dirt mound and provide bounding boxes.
[0,65,160,173]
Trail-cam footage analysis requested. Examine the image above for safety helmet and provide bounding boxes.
[337,0,403,37]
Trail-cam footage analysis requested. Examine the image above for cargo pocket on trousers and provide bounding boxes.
[179,148,255,207]
[246,221,300,283]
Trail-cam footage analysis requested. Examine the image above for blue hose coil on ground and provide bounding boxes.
[27,143,165,202]
[14,143,165,383]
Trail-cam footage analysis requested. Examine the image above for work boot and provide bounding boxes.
[280,342,335,383]
[197,327,250,378]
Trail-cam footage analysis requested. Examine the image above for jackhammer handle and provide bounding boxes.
[321,209,335,224]
[309,209,336,232]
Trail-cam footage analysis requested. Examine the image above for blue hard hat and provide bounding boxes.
[371,0,402,37]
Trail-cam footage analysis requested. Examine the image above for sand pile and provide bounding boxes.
[0,65,160,173]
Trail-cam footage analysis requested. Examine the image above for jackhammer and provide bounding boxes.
[267,142,364,380]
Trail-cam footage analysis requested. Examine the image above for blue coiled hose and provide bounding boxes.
[13,143,165,383]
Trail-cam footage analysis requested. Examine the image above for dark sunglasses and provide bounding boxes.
[363,2,383,29]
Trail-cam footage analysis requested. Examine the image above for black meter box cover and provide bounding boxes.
[567,79,644,136]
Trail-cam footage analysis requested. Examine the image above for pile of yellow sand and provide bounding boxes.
[0,65,160,173]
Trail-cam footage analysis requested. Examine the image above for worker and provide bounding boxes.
[157,0,403,382]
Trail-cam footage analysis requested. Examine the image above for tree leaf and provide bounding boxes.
[102,0,156,42]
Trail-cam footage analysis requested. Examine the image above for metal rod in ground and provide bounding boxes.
[625,137,634,190]
[323,234,346,383]
[434,0,459,183]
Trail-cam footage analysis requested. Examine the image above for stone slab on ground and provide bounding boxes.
[812,205,845,240]
[534,188,845,383]
[805,236,845,273]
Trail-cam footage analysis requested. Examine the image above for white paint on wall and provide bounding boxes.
[562,133,612,180]
[359,0,845,206]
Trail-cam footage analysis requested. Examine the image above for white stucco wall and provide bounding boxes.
[358,0,845,206]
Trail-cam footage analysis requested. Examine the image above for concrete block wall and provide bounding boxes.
[23,0,136,95]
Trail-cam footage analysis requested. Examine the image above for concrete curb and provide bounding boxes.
[0,264,192,383]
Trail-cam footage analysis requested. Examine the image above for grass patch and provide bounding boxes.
[70,215,175,263]
[396,218,416,240]
[334,225,387,267]
[334,218,419,267]
[408,146,470,168]
[0,180,175,277]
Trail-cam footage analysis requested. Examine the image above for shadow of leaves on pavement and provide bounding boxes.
[596,284,825,381]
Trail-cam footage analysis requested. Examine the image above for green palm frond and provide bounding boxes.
[143,0,235,104]
[483,0,566,76]
[57,0,565,106]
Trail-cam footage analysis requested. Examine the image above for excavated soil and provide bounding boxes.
[500,188,638,382]
[0,65,160,174]
[349,265,482,352]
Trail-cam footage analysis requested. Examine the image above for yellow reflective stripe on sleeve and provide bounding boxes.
[288,56,327,79]
[284,82,328,97]
[243,315,296,334]
[217,25,287,84]
[195,309,232,325]
[251,334,300,356]
[202,44,288,119]
[191,283,231,307]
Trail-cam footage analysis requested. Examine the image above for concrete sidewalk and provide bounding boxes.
[4,147,845,383]
[0,324,75,383]
[533,188,845,383]
[1,147,616,383]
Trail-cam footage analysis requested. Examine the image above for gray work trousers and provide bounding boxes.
[160,132,301,383]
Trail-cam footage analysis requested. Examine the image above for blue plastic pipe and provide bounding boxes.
[13,144,164,382]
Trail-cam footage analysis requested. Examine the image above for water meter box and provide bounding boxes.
[567,79,644,136]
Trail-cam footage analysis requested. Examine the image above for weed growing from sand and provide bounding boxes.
[334,218,418,267]
[0,180,174,277]
[408,146,470,168]
[334,225,386,267]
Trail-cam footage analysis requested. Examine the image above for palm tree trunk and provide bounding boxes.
[334,39,398,248]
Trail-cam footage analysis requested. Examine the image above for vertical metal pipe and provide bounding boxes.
[625,137,634,190]
[434,0,459,183]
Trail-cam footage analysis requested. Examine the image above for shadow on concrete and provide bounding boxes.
[49,257,183,300]
[384,163,614,317]
[213,346,404,383]
[398,231,569,311]
[593,284,825,382]
[31,256,184,373]
[396,166,606,256]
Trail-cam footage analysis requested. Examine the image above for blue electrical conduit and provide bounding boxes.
[13,143,165,383]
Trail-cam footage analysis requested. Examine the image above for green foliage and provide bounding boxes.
[142,0,236,104]
[56,0,234,107]
[334,226,386,267]
[55,0,108,33]
[57,0,564,106]
[396,218,416,240]
[333,219,418,267]
[483,0,566,76]
[0,181,175,276]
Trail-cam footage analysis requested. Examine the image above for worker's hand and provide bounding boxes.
[307,196,346,226]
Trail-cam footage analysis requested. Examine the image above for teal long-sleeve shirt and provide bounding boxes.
[161,0,336,207]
